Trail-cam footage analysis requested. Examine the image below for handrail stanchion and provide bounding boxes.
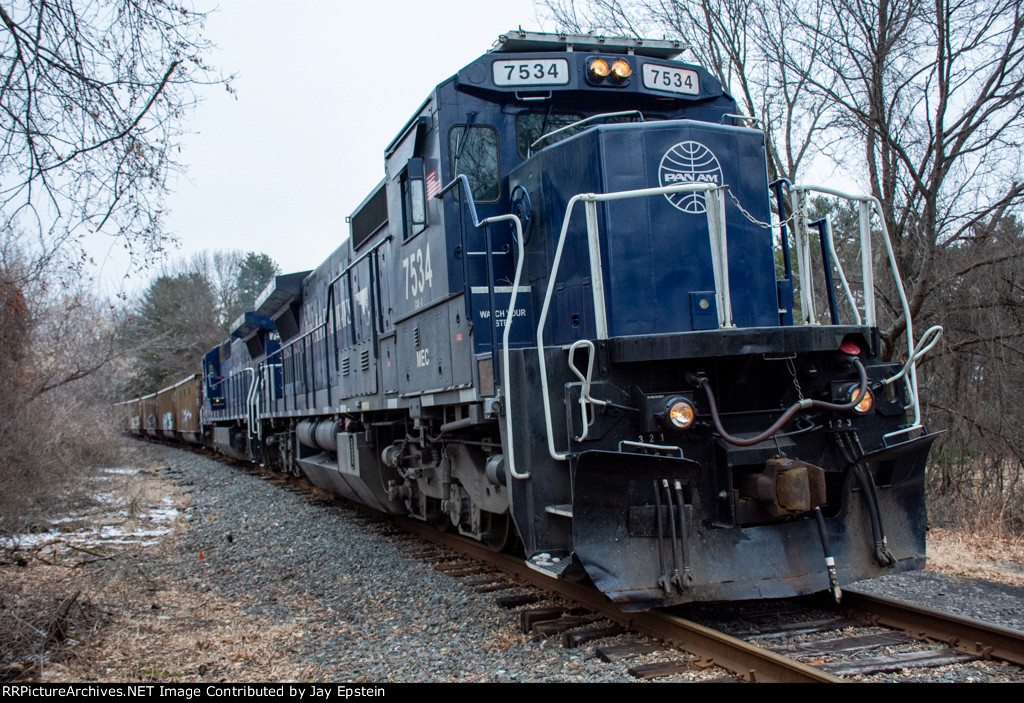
[706,187,733,327]
[859,200,875,327]
[479,213,530,480]
[535,183,725,462]
[792,184,943,433]
[770,178,794,283]
[809,217,840,325]
[584,199,610,339]
[790,188,817,325]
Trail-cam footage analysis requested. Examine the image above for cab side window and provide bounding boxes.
[448,125,500,203]
[401,158,426,241]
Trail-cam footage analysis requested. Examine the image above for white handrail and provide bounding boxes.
[536,182,725,461]
[792,184,939,430]
[791,188,817,324]
[243,367,257,440]
[530,110,644,152]
[478,213,530,481]
[567,339,607,442]
[859,201,876,326]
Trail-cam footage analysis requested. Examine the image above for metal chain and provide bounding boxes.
[724,186,800,232]
[786,357,804,401]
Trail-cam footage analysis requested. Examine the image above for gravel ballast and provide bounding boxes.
[88,443,660,682]
[21,440,1024,683]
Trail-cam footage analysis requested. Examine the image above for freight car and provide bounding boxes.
[122,30,942,609]
[119,375,203,445]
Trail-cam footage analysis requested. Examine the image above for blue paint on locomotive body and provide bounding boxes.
[509,119,778,342]
[167,31,937,609]
[420,48,739,354]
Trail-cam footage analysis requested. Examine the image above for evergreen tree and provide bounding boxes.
[230,253,281,324]
[122,250,281,394]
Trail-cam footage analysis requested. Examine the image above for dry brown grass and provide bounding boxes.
[2,552,332,682]
[926,527,1024,587]
[48,582,328,682]
[1,456,332,682]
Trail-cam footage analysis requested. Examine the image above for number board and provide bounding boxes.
[641,64,699,95]
[492,59,570,87]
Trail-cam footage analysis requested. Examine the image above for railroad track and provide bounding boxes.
[395,515,834,682]
[840,590,1024,670]
[197,446,1024,683]
[393,512,1024,682]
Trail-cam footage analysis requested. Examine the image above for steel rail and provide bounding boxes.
[843,589,1024,667]
[396,516,840,683]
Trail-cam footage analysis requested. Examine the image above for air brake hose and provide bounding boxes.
[661,480,683,590]
[673,480,692,587]
[653,481,671,595]
[813,507,842,602]
[854,465,886,564]
[854,464,897,566]
[691,357,869,447]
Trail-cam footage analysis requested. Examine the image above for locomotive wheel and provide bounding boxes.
[479,513,511,552]
[428,497,451,531]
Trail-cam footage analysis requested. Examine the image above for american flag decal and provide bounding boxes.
[425,169,441,200]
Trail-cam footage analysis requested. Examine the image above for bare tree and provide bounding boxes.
[212,249,246,324]
[119,250,280,394]
[544,1,1024,530]
[779,0,1024,357]
[920,215,1024,531]
[0,249,124,533]
[542,0,1024,352]
[0,2,229,535]
[538,0,836,182]
[0,0,227,277]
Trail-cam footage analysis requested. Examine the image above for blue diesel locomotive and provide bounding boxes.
[181,31,939,608]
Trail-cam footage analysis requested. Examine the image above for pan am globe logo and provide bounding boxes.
[659,141,723,214]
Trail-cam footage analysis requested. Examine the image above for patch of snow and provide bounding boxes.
[2,493,180,552]
[1,530,63,549]
[50,513,89,524]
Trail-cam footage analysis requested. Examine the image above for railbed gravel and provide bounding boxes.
[115,442,1024,683]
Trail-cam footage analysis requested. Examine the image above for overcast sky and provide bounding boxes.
[95,0,543,291]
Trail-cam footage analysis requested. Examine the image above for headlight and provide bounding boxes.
[849,385,873,413]
[665,397,696,429]
[609,59,632,82]
[588,58,610,80]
